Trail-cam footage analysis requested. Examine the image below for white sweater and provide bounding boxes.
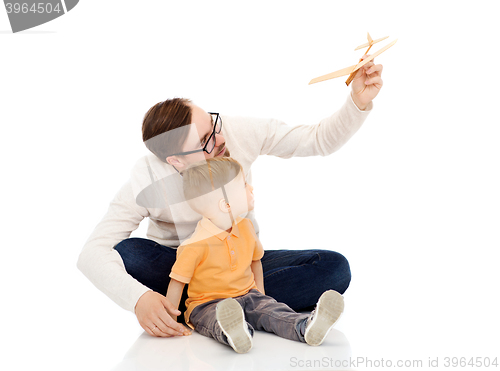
[77,95,372,312]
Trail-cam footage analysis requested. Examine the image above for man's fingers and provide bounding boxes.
[366,64,383,76]
[147,321,176,337]
[162,297,181,316]
[363,61,375,70]
[154,315,185,336]
[160,298,186,333]
[143,323,168,337]
[157,309,189,335]
[365,76,383,86]
[143,325,155,337]
[151,325,174,338]
[136,293,190,337]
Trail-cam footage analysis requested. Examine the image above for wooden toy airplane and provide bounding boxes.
[309,33,397,86]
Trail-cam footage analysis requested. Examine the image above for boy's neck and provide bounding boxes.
[206,214,235,233]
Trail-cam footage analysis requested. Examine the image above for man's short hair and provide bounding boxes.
[142,97,192,163]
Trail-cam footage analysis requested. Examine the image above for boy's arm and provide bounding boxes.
[251,259,265,295]
[166,278,186,322]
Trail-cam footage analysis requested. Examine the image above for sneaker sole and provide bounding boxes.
[216,298,252,353]
[304,290,344,346]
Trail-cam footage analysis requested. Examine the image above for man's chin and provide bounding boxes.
[223,148,231,157]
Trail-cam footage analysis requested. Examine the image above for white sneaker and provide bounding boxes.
[216,298,253,353]
[304,290,344,346]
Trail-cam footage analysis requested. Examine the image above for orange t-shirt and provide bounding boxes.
[170,216,264,325]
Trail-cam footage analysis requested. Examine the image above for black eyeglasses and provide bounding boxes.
[171,112,222,156]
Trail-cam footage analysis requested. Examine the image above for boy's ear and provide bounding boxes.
[218,198,231,213]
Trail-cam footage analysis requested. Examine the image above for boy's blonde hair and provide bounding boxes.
[181,157,243,202]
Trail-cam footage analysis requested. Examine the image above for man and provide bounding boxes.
[77,57,383,337]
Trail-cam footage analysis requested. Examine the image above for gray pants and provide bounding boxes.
[189,289,309,346]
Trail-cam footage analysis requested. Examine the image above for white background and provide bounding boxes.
[1,1,499,370]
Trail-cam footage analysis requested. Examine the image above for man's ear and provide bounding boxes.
[166,156,183,167]
[218,198,231,213]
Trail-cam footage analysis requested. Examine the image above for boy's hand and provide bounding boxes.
[135,291,191,337]
[351,55,384,110]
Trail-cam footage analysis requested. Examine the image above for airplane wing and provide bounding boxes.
[308,38,397,85]
[308,64,357,85]
[354,35,389,50]
[351,39,398,72]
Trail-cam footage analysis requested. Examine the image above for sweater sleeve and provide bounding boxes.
[76,180,152,313]
[259,94,372,158]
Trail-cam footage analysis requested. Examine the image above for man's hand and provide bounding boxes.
[135,290,191,337]
[351,55,384,110]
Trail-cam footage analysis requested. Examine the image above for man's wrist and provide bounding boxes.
[135,289,153,314]
[351,92,368,111]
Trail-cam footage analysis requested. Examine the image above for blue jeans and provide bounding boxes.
[189,289,309,345]
[114,238,351,316]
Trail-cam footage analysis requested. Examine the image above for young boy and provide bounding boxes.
[166,157,344,353]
